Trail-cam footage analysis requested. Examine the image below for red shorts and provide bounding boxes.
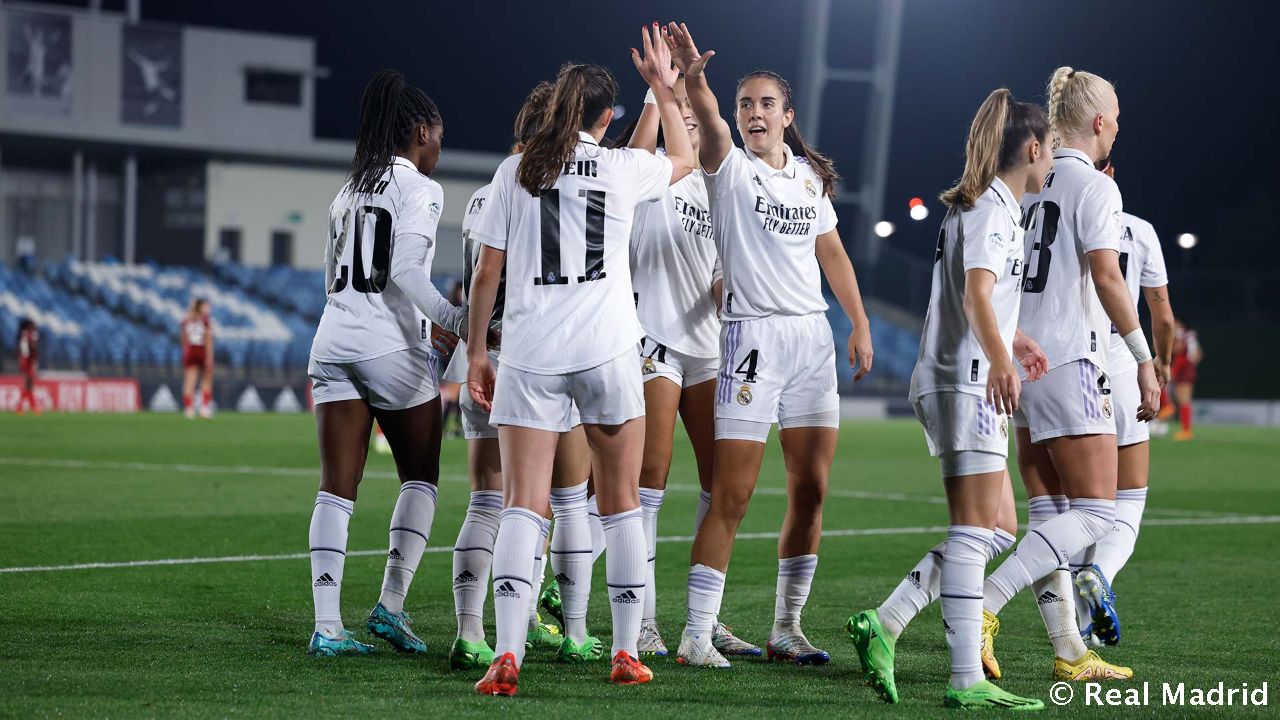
[19,360,36,381]
[183,347,208,369]
[1171,356,1197,384]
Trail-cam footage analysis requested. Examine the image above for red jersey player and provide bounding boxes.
[181,299,215,419]
[15,319,39,414]
[1170,319,1202,441]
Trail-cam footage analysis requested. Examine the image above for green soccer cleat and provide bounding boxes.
[366,603,427,654]
[307,630,376,657]
[556,634,605,663]
[526,613,563,651]
[449,637,496,670]
[847,609,899,703]
[539,579,565,631]
[944,680,1045,711]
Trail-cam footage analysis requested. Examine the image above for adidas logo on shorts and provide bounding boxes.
[453,570,478,586]
[313,573,337,587]
[1037,590,1062,605]
[612,589,640,604]
[495,581,521,599]
[555,572,574,586]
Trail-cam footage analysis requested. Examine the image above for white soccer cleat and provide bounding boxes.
[712,621,763,657]
[184,406,196,420]
[638,619,669,657]
[199,405,213,419]
[676,629,731,668]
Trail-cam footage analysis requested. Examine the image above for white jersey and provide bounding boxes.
[471,131,672,374]
[629,168,720,358]
[442,183,500,384]
[1018,148,1123,374]
[910,178,1025,399]
[311,157,447,363]
[704,144,838,321]
[1107,212,1169,375]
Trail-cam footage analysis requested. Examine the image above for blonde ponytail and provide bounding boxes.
[1046,66,1116,147]
[940,89,1010,210]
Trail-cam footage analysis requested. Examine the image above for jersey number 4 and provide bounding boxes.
[328,206,392,295]
[1020,200,1060,294]
[535,189,607,286]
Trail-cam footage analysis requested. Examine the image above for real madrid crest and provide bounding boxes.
[642,356,656,375]
[736,384,753,405]
[999,417,1008,439]
[1102,397,1113,419]
[804,179,817,198]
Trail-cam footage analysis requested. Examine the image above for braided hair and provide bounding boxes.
[349,69,442,195]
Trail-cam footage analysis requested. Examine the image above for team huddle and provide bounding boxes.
[301,21,1174,710]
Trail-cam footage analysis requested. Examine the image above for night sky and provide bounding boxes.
[30,0,1280,311]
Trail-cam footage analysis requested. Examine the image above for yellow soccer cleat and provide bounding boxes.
[1053,650,1133,681]
[981,609,1002,680]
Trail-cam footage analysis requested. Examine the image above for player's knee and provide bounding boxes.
[789,472,828,514]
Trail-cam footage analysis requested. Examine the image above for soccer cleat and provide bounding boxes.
[846,610,898,703]
[366,603,427,654]
[1079,624,1104,649]
[538,579,564,631]
[766,627,831,665]
[1075,564,1121,646]
[526,613,562,651]
[638,619,669,657]
[475,652,520,696]
[556,634,605,663]
[981,609,1002,680]
[676,629,731,668]
[610,651,654,685]
[944,680,1046,711]
[712,621,762,657]
[449,637,495,670]
[1053,650,1133,681]
[184,406,196,420]
[1173,429,1194,442]
[306,630,376,657]
[199,405,212,419]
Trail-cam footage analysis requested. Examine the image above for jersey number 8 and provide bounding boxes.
[1020,200,1059,294]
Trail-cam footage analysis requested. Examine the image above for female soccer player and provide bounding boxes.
[180,299,213,419]
[849,89,1052,709]
[1170,319,1201,441]
[665,23,874,668]
[304,69,465,657]
[979,67,1159,682]
[1072,165,1175,646]
[618,79,757,659]
[466,26,696,695]
[15,318,39,415]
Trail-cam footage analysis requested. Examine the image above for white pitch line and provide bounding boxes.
[3,515,1278,575]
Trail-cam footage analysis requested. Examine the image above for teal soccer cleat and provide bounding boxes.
[307,630,376,657]
[366,603,427,654]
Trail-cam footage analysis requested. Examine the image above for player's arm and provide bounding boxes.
[1143,284,1175,385]
[627,95,660,153]
[816,229,873,381]
[667,22,731,173]
[390,234,466,339]
[962,269,1020,414]
[631,23,693,184]
[204,322,214,370]
[465,245,504,411]
[1089,249,1157,419]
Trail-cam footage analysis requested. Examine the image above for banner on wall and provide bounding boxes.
[0,376,140,413]
[121,24,182,127]
[5,10,72,116]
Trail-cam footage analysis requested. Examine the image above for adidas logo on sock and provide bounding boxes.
[495,581,521,599]
[453,569,478,586]
[555,572,574,586]
[313,573,337,587]
[907,570,922,589]
[612,589,640,604]
[942,618,954,635]
[388,548,404,561]
[1037,590,1062,605]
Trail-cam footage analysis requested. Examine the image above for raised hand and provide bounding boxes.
[666,22,715,77]
[630,22,677,89]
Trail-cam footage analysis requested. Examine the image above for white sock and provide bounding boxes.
[686,563,725,640]
[1094,487,1147,580]
[550,481,593,643]
[1034,568,1089,660]
[988,528,1017,561]
[773,554,818,636]
[877,542,945,640]
[984,498,1116,615]
[602,508,647,658]
[941,526,992,690]
[491,506,542,665]
[310,491,353,637]
[694,490,712,533]
[378,481,438,614]
[529,517,552,627]
[587,494,607,563]
[639,487,665,623]
[453,490,501,642]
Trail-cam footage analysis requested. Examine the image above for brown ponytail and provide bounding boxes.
[513,81,554,150]
[941,89,1050,210]
[737,71,840,197]
[517,63,617,195]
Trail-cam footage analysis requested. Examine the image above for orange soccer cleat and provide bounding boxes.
[610,651,654,685]
[474,652,520,696]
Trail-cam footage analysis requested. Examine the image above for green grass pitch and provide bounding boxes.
[1,413,1277,718]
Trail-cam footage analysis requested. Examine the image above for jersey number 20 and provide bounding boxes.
[328,206,392,295]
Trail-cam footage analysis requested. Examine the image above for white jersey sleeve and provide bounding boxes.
[1077,176,1124,254]
[616,147,674,204]
[388,182,464,336]
[1107,212,1169,374]
[472,161,514,252]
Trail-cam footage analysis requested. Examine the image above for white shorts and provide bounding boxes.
[638,337,719,388]
[1013,359,1116,443]
[491,350,644,432]
[912,391,1010,477]
[308,345,439,411]
[459,389,499,440]
[714,315,840,439]
[1110,369,1148,446]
